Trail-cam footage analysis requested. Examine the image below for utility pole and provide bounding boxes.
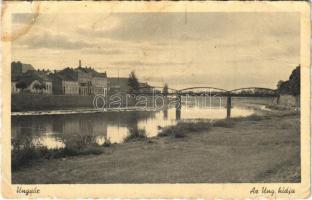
[226,92,232,119]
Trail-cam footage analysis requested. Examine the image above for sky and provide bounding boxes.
[12,12,300,90]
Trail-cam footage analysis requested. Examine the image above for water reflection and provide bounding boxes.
[11,97,272,151]
[32,135,65,149]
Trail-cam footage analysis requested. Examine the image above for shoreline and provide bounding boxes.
[11,101,285,116]
[11,107,161,116]
[11,95,280,115]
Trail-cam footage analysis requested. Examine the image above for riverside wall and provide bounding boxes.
[11,94,156,111]
[12,94,96,111]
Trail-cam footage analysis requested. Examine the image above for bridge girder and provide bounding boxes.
[109,85,278,96]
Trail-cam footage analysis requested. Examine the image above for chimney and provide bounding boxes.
[79,60,81,67]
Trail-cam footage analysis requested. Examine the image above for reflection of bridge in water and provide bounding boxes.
[133,86,279,119]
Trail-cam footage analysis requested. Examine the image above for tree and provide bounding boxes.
[277,80,290,94]
[128,71,140,93]
[277,80,283,90]
[15,81,27,94]
[163,83,168,96]
[288,65,300,96]
[276,65,300,96]
[39,83,46,91]
[33,82,47,94]
[32,82,41,90]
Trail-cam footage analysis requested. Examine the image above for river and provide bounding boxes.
[11,97,274,151]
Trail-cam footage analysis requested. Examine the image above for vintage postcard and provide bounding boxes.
[1,1,310,199]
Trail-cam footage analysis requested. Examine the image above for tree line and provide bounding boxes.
[277,65,300,96]
[128,71,169,95]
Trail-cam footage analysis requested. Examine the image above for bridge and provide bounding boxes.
[176,86,278,119]
[109,86,279,119]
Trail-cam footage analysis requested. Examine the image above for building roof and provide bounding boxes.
[21,63,35,73]
[108,77,129,85]
[97,72,107,78]
[75,66,107,78]
[55,67,78,81]
[16,70,52,87]
[139,82,153,88]
[51,73,76,82]
[18,76,42,86]
[11,61,35,74]
[108,78,152,89]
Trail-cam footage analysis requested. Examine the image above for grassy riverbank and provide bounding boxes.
[12,107,300,183]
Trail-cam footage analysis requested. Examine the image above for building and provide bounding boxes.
[11,62,50,95]
[11,60,108,96]
[75,66,93,95]
[107,78,154,94]
[11,75,21,94]
[91,71,108,96]
[139,82,153,93]
[13,70,53,94]
[74,61,108,96]
[11,61,35,76]
[50,68,79,95]
[84,68,108,96]
[108,77,130,94]
[51,60,108,96]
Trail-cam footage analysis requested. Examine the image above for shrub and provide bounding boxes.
[244,114,268,121]
[231,114,269,122]
[147,139,154,143]
[158,131,170,137]
[265,104,289,111]
[213,120,234,128]
[124,127,147,142]
[174,132,186,138]
[157,121,211,138]
[76,146,103,155]
[103,138,111,147]
[12,145,49,170]
[158,127,173,137]
[11,141,104,171]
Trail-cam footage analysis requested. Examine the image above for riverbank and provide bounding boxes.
[12,93,143,112]
[12,94,278,112]
[12,108,300,183]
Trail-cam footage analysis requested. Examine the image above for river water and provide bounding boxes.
[11,97,274,150]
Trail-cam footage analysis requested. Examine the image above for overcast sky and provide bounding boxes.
[12,12,299,90]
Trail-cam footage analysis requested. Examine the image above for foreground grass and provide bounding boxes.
[12,109,300,183]
[12,144,103,171]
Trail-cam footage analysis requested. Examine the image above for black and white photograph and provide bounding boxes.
[1,1,310,199]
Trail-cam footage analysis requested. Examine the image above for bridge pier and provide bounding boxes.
[226,94,231,119]
[163,104,168,119]
[276,94,280,105]
[176,109,181,120]
[163,109,168,119]
[175,93,181,120]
